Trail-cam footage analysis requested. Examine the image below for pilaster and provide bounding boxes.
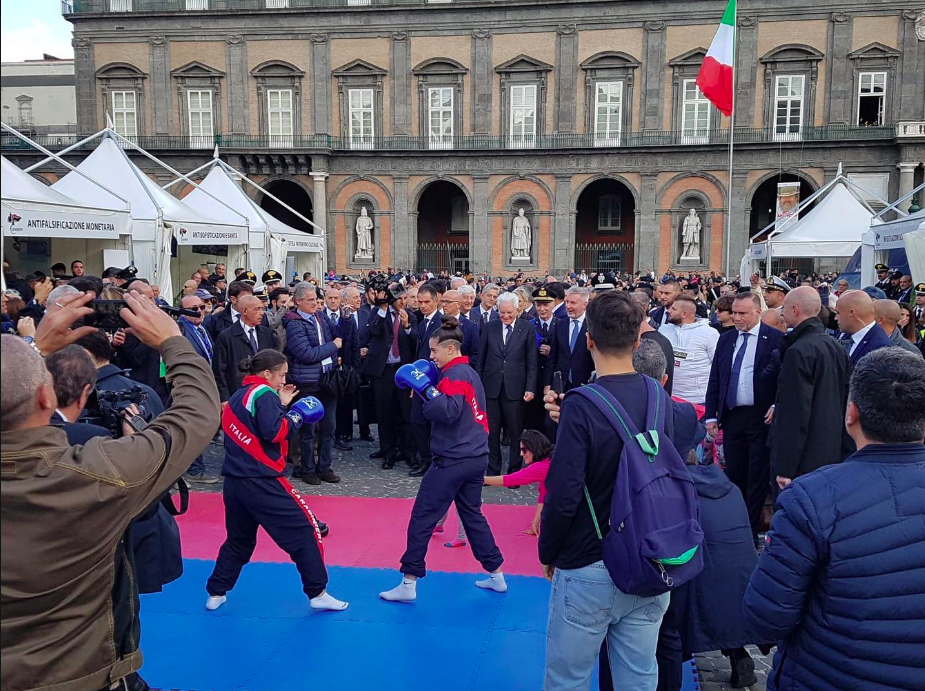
[471,29,493,135]
[149,37,171,135]
[393,175,411,270]
[72,37,97,133]
[390,31,412,136]
[641,21,666,131]
[472,174,491,274]
[554,25,578,134]
[310,34,331,135]
[825,12,853,125]
[226,35,249,135]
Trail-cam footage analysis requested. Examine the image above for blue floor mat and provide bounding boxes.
[139,559,697,691]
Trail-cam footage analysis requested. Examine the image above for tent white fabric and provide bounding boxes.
[1,156,131,240]
[767,182,877,258]
[872,209,925,250]
[52,137,247,301]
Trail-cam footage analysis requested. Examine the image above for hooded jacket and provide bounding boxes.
[658,318,719,404]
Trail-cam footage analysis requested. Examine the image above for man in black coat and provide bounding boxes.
[440,289,479,362]
[524,287,556,431]
[113,281,169,404]
[704,292,783,542]
[334,286,364,448]
[476,292,538,475]
[211,294,276,403]
[771,287,853,490]
[545,287,594,393]
[203,280,254,344]
[408,284,443,476]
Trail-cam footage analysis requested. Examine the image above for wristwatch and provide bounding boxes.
[22,336,43,357]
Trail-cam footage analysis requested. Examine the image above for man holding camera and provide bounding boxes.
[1,291,220,691]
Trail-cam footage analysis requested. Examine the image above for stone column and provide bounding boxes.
[72,37,97,133]
[310,34,331,136]
[226,35,249,135]
[726,171,750,275]
[553,174,572,275]
[897,162,918,212]
[637,173,659,272]
[641,21,666,131]
[736,17,759,128]
[149,37,171,135]
[555,25,578,133]
[390,32,412,136]
[899,11,925,121]
[825,12,853,126]
[471,174,491,274]
[393,175,411,270]
[470,29,493,135]
[310,171,330,269]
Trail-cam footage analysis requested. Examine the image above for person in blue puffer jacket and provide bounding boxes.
[744,347,925,691]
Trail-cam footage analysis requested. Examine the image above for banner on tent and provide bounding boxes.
[874,228,908,251]
[776,183,800,231]
[174,222,247,246]
[277,233,324,253]
[2,202,128,239]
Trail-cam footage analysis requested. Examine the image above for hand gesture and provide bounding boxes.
[111,328,126,347]
[398,309,410,328]
[360,347,369,358]
[542,564,555,582]
[120,290,181,350]
[34,278,54,305]
[33,292,97,356]
[764,406,775,425]
[16,316,36,338]
[523,391,535,403]
[543,389,562,424]
[776,475,792,491]
[539,344,551,356]
[121,404,142,437]
[279,384,298,407]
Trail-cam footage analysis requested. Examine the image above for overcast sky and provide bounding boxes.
[1,0,75,63]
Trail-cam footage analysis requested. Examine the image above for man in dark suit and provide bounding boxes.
[114,280,168,403]
[355,287,376,442]
[440,289,479,362]
[408,284,443,476]
[525,287,556,430]
[211,294,276,403]
[835,290,895,367]
[477,292,538,474]
[203,280,254,343]
[545,286,594,393]
[474,284,501,330]
[361,281,417,468]
[458,284,478,323]
[648,278,682,328]
[547,283,569,321]
[177,293,217,482]
[705,292,783,541]
[334,286,364,448]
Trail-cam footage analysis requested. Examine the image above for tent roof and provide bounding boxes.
[768,181,876,258]
[2,156,121,211]
[874,208,925,235]
[51,137,240,228]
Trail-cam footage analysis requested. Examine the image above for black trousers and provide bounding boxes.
[356,376,375,436]
[412,420,433,469]
[206,475,327,599]
[371,365,413,458]
[297,387,337,474]
[487,391,525,475]
[335,389,354,439]
[722,406,772,538]
[400,456,504,578]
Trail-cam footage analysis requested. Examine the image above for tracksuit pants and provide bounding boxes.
[206,475,328,599]
[400,455,503,578]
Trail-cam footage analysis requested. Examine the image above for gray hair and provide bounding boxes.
[292,281,319,301]
[482,284,501,296]
[458,285,476,297]
[1,335,50,431]
[450,277,466,289]
[632,339,667,382]
[47,284,80,306]
[514,286,532,306]
[566,285,591,301]
[849,348,925,443]
[342,286,360,300]
[496,292,520,310]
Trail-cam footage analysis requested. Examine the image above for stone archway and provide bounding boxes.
[748,172,818,238]
[414,179,471,274]
[573,177,637,273]
[259,178,314,234]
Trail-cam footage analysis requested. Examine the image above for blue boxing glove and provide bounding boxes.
[412,359,439,387]
[286,396,325,429]
[396,363,441,400]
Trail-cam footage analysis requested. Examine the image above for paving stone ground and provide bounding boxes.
[193,428,773,690]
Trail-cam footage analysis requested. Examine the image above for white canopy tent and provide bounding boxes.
[859,183,925,288]
[50,131,248,302]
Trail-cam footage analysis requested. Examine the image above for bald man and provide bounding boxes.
[834,290,893,366]
[874,299,922,357]
[211,294,276,403]
[760,308,787,333]
[771,287,852,490]
[440,289,480,362]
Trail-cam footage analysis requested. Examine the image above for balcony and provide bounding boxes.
[0,125,898,154]
[897,121,925,138]
[62,0,463,13]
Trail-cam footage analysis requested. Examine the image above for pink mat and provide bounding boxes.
[180,492,544,577]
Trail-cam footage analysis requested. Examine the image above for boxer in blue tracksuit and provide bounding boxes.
[204,350,348,612]
[380,319,506,602]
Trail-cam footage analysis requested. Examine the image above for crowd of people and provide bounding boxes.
[1,256,923,691]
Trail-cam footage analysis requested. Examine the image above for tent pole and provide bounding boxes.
[161,158,216,190]
[22,130,106,173]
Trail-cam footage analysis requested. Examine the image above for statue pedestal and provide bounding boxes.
[510,256,531,263]
[678,256,701,265]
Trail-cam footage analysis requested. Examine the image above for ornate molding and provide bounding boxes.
[830,12,851,23]
[472,28,491,40]
[72,37,91,49]
[391,31,408,42]
[226,35,243,44]
[738,16,757,28]
[148,36,166,46]
[901,9,920,20]
[310,33,328,44]
[916,11,925,41]
[557,24,576,36]
[644,20,666,32]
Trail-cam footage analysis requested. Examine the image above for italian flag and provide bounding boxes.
[696,0,736,117]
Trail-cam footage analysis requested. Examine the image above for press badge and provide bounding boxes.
[673,349,688,368]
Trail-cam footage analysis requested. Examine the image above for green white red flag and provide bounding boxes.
[696,0,736,116]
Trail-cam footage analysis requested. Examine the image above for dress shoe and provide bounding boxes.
[359,434,376,442]
[409,466,428,477]
[318,471,341,483]
[318,522,329,538]
[381,458,397,470]
[334,440,353,451]
[729,652,757,688]
[300,471,321,485]
[369,450,386,459]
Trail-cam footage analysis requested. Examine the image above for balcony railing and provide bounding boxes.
[0,125,897,154]
[63,0,463,13]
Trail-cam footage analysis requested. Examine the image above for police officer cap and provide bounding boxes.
[888,269,903,280]
[765,276,791,294]
[916,282,925,295]
[532,287,555,303]
[116,265,138,281]
[240,270,257,285]
[593,283,615,293]
[262,270,282,284]
[875,263,889,272]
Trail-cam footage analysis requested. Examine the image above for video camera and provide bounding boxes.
[79,386,149,437]
[366,272,407,306]
[85,300,203,332]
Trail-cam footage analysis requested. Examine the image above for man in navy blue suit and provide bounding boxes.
[177,293,217,482]
[544,286,594,394]
[440,289,479,363]
[705,292,782,542]
[834,290,894,367]
[409,284,443,476]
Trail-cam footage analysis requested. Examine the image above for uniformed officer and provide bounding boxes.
[763,276,791,311]
[526,287,557,430]
[874,264,891,294]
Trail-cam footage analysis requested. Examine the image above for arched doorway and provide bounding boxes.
[415,179,470,274]
[259,179,314,233]
[749,173,816,238]
[574,178,636,273]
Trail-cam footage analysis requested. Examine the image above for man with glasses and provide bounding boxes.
[211,295,277,406]
[440,289,479,362]
[178,293,219,483]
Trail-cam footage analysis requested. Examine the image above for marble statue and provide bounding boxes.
[511,208,532,260]
[680,208,702,261]
[355,206,374,259]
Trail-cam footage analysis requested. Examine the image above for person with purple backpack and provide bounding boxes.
[539,291,705,691]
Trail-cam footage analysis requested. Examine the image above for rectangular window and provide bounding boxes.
[187,90,213,149]
[267,89,293,146]
[185,0,208,9]
[109,0,132,10]
[265,0,289,6]
[346,0,371,5]
[510,84,537,149]
[773,74,804,141]
[857,71,886,127]
[428,86,454,150]
[681,79,710,144]
[111,91,137,138]
[597,194,621,232]
[593,81,622,147]
[348,88,375,150]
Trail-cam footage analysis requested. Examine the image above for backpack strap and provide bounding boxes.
[577,383,660,461]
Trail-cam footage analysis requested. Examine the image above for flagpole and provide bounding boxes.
[724,1,738,277]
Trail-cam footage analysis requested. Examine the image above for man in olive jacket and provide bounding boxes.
[1,291,221,691]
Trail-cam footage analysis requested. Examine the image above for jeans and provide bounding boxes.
[544,560,669,691]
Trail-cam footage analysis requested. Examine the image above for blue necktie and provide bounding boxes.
[727,332,750,408]
[196,325,213,362]
[569,319,580,353]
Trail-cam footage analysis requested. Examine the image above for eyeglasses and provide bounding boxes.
[195,305,208,311]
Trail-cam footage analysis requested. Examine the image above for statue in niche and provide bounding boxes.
[510,208,532,260]
[680,208,702,262]
[355,206,374,260]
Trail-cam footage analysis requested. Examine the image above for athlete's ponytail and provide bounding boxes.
[238,349,287,375]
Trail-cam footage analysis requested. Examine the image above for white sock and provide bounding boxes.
[310,591,348,611]
[475,572,508,593]
[205,595,226,611]
[380,577,417,603]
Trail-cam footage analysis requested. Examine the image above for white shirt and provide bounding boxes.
[502,321,514,345]
[230,306,241,323]
[421,310,440,334]
[849,321,876,356]
[730,323,761,408]
[658,319,719,405]
[480,306,494,322]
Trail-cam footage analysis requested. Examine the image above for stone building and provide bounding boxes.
[5,0,925,276]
